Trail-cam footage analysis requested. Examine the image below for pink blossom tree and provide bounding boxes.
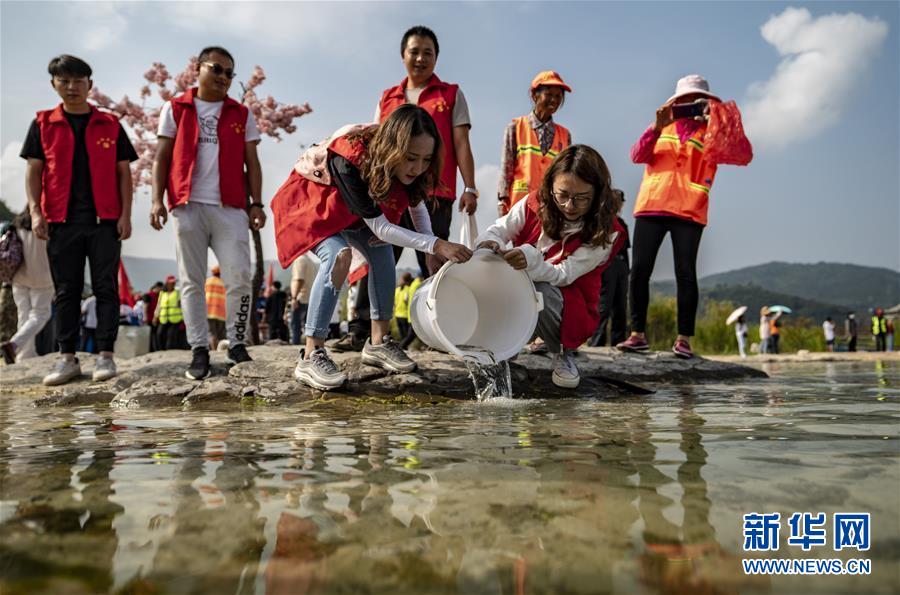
[91,58,312,344]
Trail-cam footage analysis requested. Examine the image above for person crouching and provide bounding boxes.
[477,144,624,388]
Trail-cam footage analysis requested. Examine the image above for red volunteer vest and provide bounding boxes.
[35,105,121,223]
[167,88,250,211]
[509,115,571,207]
[513,194,625,349]
[633,122,718,225]
[379,75,459,200]
[271,132,411,268]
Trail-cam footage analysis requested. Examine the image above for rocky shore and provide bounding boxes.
[0,344,771,408]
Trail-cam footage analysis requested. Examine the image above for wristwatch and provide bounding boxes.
[249,203,264,209]
[463,186,479,198]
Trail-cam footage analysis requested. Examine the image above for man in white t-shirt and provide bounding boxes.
[150,46,266,381]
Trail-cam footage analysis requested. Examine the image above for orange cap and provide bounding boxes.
[531,70,572,92]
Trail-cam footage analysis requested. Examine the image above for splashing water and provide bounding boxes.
[458,345,514,401]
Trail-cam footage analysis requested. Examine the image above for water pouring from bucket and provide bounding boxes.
[410,215,543,399]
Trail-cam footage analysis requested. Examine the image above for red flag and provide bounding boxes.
[265,263,275,297]
[118,261,135,307]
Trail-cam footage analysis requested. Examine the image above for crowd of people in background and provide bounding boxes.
[0,26,895,392]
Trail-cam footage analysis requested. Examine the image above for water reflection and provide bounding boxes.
[0,362,897,594]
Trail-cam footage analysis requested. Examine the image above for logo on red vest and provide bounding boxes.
[95,137,115,150]
[230,122,245,135]
[428,99,448,113]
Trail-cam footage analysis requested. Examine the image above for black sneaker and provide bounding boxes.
[226,343,252,364]
[186,348,211,381]
[331,333,366,352]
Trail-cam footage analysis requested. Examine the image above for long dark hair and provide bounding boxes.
[537,144,621,247]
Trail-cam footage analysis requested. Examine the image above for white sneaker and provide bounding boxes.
[43,357,82,386]
[551,350,580,388]
[93,356,117,382]
[293,348,347,391]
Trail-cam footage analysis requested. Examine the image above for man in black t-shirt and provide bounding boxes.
[20,55,138,386]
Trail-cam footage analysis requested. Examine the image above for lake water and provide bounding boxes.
[1,361,898,594]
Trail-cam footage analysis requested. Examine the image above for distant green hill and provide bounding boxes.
[700,262,899,311]
[652,261,899,314]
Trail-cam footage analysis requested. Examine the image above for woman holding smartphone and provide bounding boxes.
[617,74,752,358]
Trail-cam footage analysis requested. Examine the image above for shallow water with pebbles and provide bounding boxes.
[1,361,898,594]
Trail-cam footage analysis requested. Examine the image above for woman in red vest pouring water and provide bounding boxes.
[498,70,573,215]
[617,75,752,358]
[271,105,472,391]
[477,145,625,389]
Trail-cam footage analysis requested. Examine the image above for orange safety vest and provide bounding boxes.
[633,122,718,225]
[205,275,226,321]
[509,115,571,207]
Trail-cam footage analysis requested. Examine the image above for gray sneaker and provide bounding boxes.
[551,350,580,388]
[92,356,117,382]
[361,336,417,374]
[293,348,347,391]
[43,357,82,386]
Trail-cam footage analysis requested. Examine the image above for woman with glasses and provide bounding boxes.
[477,144,625,389]
[497,71,572,216]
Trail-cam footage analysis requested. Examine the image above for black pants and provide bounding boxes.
[393,198,454,277]
[875,334,886,351]
[590,255,629,346]
[47,222,120,354]
[629,216,704,337]
[847,336,857,352]
[157,322,187,350]
[396,317,410,342]
[268,318,289,341]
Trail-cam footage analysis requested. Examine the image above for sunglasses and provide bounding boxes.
[201,62,236,80]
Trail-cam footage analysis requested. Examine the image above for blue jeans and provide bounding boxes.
[305,227,396,339]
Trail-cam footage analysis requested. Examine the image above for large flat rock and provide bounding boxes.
[1,345,766,408]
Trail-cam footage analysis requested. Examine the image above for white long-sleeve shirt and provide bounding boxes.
[476,198,618,287]
[363,201,436,254]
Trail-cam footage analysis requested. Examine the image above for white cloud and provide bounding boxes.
[1,142,27,214]
[74,2,129,51]
[743,7,889,149]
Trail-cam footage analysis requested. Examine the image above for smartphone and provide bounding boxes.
[671,101,707,120]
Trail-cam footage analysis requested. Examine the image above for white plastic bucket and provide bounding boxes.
[410,249,543,362]
[114,325,150,359]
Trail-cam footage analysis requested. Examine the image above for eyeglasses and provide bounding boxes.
[202,62,236,80]
[551,189,593,208]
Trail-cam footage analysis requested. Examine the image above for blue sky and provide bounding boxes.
[2,1,897,280]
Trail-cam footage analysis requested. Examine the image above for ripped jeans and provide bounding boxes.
[305,226,397,339]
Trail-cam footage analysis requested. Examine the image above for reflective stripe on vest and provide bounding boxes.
[35,105,122,223]
[158,290,183,324]
[205,276,226,321]
[633,123,718,225]
[872,316,887,334]
[509,116,571,207]
[167,88,249,211]
[379,75,459,200]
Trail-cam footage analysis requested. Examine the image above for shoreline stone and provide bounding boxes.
[2,345,769,408]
